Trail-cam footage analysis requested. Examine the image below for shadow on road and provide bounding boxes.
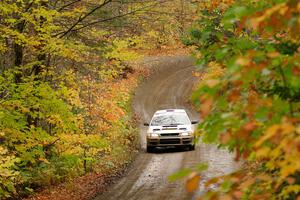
[147,146,192,154]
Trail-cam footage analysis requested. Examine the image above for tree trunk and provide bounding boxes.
[13,21,26,83]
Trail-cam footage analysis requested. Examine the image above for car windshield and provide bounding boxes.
[150,113,190,126]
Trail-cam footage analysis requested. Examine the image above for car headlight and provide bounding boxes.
[148,133,159,138]
[180,132,191,136]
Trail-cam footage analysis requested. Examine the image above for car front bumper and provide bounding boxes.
[147,136,194,147]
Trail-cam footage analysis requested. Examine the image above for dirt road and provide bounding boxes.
[94,56,240,200]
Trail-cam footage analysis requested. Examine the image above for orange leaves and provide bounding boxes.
[199,94,214,117]
[227,88,241,102]
[246,1,300,39]
[292,66,300,75]
[186,172,201,193]
[81,71,139,134]
[242,121,257,133]
[266,51,280,58]
[236,121,257,142]
[220,131,232,144]
[248,3,288,31]
[238,177,256,190]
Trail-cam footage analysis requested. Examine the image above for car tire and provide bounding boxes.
[189,145,195,151]
[146,146,154,153]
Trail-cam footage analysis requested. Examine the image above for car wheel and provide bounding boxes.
[146,146,154,153]
[189,145,195,151]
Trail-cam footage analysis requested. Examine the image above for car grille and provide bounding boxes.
[160,139,181,144]
[162,128,177,130]
[160,133,179,137]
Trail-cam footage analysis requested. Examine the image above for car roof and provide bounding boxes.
[154,109,187,115]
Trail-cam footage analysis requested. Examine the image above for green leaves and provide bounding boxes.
[0,146,20,198]
[222,5,249,29]
[168,163,208,181]
[168,168,193,182]
[187,0,300,199]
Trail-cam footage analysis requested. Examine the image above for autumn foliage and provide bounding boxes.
[185,0,300,199]
[0,1,144,198]
[0,0,201,198]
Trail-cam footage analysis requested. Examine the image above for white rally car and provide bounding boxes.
[144,109,198,153]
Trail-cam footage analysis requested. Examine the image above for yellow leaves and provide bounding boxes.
[255,124,281,147]
[280,185,300,199]
[59,86,82,108]
[0,146,8,155]
[279,161,299,182]
[252,122,300,189]
[47,114,63,125]
[147,30,160,38]
[198,62,224,80]
[200,0,233,12]
[38,157,50,164]
[0,145,20,190]
[235,57,251,66]
[106,39,141,62]
[193,71,202,77]
[255,146,271,159]
[255,122,295,148]
[0,43,8,53]
[0,131,4,140]
[194,52,203,61]
[195,61,225,92]
[186,172,201,193]
[205,79,220,88]
[297,2,300,12]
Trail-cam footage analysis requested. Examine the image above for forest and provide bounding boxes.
[1,0,300,199]
[0,0,197,199]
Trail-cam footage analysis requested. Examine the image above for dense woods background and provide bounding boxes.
[0,0,198,198]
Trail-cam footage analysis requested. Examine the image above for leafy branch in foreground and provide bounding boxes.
[181,0,300,199]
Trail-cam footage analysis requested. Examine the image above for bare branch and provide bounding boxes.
[56,0,113,38]
[66,0,170,33]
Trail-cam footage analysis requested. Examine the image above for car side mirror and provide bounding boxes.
[144,123,150,126]
[191,120,199,124]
